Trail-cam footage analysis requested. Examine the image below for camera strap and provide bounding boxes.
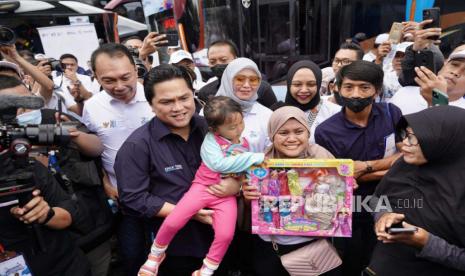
[48,150,77,201]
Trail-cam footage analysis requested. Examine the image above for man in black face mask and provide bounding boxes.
[197,39,277,108]
[314,61,404,276]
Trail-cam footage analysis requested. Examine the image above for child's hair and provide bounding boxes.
[204,96,243,129]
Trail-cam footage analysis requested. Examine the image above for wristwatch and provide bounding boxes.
[41,208,55,225]
[365,161,373,173]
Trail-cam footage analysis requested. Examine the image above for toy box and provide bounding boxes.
[247,159,354,237]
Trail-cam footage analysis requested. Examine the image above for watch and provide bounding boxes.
[365,161,373,173]
[41,208,55,225]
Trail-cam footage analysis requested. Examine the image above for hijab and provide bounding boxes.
[264,106,333,159]
[215,57,261,113]
[284,60,322,111]
[375,106,465,247]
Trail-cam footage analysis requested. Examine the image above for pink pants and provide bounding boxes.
[155,184,237,264]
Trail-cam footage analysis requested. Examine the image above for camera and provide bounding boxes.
[127,47,147,78]
[0,26,16,46]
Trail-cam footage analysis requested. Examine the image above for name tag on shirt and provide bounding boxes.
[384,133,397,158]
[165,164,183,173]
[0,253,32,276]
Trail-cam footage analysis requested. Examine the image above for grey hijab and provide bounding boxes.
[215,57,261,113]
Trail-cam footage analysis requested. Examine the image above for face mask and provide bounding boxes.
[16,109,42,126]
[333,92,344,106]
[211,64,228,79]
[341,96,374,113]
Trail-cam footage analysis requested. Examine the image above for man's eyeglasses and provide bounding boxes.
[233,75,261,87]
[332,58,354,66]
[399,129,419,146]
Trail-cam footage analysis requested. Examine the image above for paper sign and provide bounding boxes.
[37,24,99,70]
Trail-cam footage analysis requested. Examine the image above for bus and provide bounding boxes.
[149,0,465,82]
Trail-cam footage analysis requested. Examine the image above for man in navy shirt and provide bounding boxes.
[115,64,240,275]
[315,61,403,276]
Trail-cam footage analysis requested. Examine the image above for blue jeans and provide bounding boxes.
[117,215,151,276]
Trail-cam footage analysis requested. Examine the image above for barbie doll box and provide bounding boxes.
[247,159,354,237]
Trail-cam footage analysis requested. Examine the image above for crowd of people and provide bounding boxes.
[0,16,464,276]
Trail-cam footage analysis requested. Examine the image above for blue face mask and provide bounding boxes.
[16,109,42,126]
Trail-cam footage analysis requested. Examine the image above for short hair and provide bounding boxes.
[143,64,195,103]
[90,43,135,73]
[336,60,384,91]
[208,39,239,58]
[0,75,23,91]
[121,36,142,45]
[339,42,364,60]
[203,96,243,129]
[59,53,78,63]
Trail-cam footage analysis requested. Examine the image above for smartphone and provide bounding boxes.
[432,89,449,106]
[157,31,179,47]
[387,227,418,234]
[423,7,441,40]
[414,50,435,73]
[389,22,403,44]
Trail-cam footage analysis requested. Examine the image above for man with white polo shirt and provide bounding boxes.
[53,54,95,115]
[391,48,465,115]
[82,43,154,275]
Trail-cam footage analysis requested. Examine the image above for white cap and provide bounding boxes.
[449,50,465,61]
[374,33,389,45]
[395,42,413,53]
[34,53,49,60]
[169,50,193,64]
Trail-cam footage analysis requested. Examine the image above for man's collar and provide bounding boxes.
[341,104,379,128]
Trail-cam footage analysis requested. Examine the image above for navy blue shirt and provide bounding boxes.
[314,103,402,196]
[115,114,213,257]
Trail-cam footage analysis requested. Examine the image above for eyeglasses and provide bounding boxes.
[233,75,261,87]
[399,129,419,146]
[332,58,354,66]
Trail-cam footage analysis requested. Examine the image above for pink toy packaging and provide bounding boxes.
[247,159,354,237]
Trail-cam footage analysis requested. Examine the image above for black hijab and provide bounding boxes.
[284,60,322,111]
[375,106,465,247]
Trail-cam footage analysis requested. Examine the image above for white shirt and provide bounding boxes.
[382,70,402,102]
[82,83,154,187]
[363,51,376,62]
[53,72,95,108]
[242,102,272,153]
[199,101,272,153]
[307,99,341,143]
[391,86,465,115]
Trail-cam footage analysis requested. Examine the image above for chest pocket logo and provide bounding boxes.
[164,164,183,173]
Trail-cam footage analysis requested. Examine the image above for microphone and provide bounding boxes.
[0,95,44,110]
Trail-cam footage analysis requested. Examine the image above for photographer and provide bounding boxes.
[0,44,54,96]
[1,75,113,275]
[0,76,91,275]
[52,54,95,116]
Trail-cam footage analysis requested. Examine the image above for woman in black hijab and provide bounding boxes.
[272,60,340,142]
[368,106,465,275]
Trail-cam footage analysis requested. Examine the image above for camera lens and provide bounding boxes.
[0,26,16,46]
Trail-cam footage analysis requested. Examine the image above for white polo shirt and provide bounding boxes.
[82,83,154,187]
[242,102,272,153]
[391,86,465,115]
[307,99,341,143]
[53,73,95,108]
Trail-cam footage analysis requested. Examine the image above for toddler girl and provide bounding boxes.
[138,96,264,276]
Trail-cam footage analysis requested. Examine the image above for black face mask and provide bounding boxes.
[341,95,374,113]
[210,64,228,79]
[333,92,344,106]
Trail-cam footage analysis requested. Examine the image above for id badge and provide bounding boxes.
[0,252,32,276]
[383,133,397,158]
